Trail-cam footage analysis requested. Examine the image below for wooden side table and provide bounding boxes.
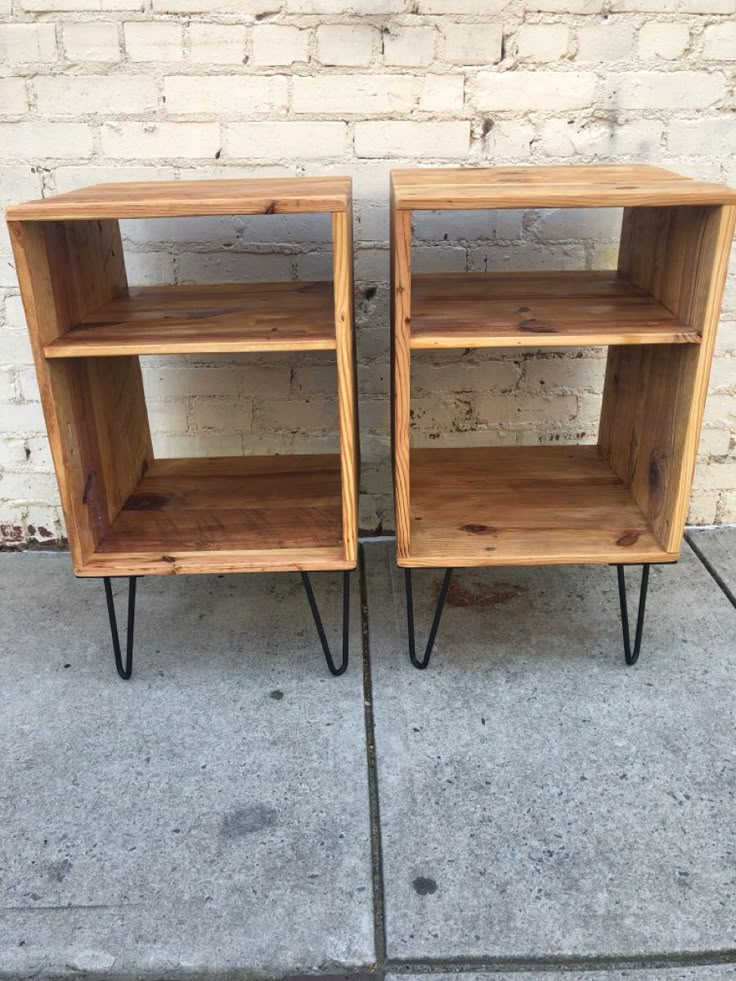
[7,177,358,679]
[390,164,736,668]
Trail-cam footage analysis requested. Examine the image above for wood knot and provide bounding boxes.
[461,523,495,535]
[616,530,641,547]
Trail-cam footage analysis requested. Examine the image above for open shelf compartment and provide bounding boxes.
[404,445,674,568]
[410,270,701,349]
[80,454,349,577]
[44,282,336,358]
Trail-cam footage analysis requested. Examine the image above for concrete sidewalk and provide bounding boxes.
[0,532,735,979]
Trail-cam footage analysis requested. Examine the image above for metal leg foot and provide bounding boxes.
[616,564,650,666]
[103,576,136,680]
[405,567,453,669]
[301,569,351,676]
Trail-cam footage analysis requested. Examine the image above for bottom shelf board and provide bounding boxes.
[403,445,677,567]
[79,454,349,576]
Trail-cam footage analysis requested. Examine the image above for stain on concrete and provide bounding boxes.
[221,804,278,838]
[438,578,528,609]
[47,859,72,882]
[412,876,438,895]
[269,689,284,700]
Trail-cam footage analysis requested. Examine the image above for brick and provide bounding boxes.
[164,75,288,115]
[638,21,689,58]
[0,166,42,205]
[22,0,140,9]
[177,251,291,283]
[412,361,520,395]
[0,368,17,402]
[143,365,240,399]
[101,121,219,158]
[316,24,378,66]
[471,71,597,111]
[226,121,347,160]
[417,0,507,10]
[53,164,176,192]
[0,24,57,63]
[188,22,246,64]
[285,0,402,10]
[145,400,188,433]
[523,356,605,393]
[605,71,725,108]
[355,121,470,159]
[486,119,535,158]
[667,117,736,155]
[257,397,337,433]
[517,24,570,61]
[538,118,664,157]
[188,399,253,433]
[382,26,436,67]
[0,122,93,159]
[611,0,676,10]
[576,21,634,60]
[0,79,27,115]
[124,22,183,61]
[251,25,309,66]
[681,0,734,10]
[153,0,277,10]
[124,251,176,285]
[0,401,45,433]
[442,23,502,64]
[703,22,736,60]
[293,73,461,115]
[34,75,157,115]
[63,22,120,61]
[529,0,602,10]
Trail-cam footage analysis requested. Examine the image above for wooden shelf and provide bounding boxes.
[6,176,351,220]
[44,282,335,358]
[410,270,699,349]
[391,165,736,210]
[79,455,349,577]
[404,446,676,568]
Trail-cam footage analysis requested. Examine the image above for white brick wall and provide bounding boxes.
[1,0,735,545]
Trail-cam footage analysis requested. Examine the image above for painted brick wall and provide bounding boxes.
[0,0,734,545]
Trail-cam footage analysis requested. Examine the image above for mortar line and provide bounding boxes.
[384,947,736,975]
[359,542,388,978]
[685,531,736,609]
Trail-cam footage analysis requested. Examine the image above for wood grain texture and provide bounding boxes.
[80,455,348,576]
[411,270,700,349]
[600,204,736,552]
[45,282,337,357]
[391,165,736,210]
[391,204,413,561]
[404,446,677,568]
[8,218,151,569]
[332,208,358,564]
[8,176,351,220]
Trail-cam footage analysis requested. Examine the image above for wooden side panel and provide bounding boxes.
[332,208,358,565]
[7,218,150,571]
[86,356,154,524]
[600,204,736,552]
[391,205,412,560]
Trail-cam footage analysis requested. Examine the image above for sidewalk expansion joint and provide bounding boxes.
[685,531,736,609]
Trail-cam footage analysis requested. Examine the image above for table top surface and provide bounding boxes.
[6,176,352,220]
[390,164,736,209]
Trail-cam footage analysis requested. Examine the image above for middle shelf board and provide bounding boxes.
[410,270,700,349]
[403,445,677,568]
[45,281,336,358]
[79,454,348,577]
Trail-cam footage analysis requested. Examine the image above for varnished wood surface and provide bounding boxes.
[44,282,336,357]
[392,205,413,560]
[7,177,351,220]
[411,271,700,348]
[391,165,736,210]
[402,445,676,568]
[600,203,736,553]
[79,454,350,576]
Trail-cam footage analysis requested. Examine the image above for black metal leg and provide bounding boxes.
[301,569,351,676]
[405,567,453,669]
[616,564,650,666]
[103,576,136,680]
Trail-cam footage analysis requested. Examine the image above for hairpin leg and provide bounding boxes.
[103,576,136,680]
[301,569,351,676]
[405,567,453,669]
[616,564,650,666]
